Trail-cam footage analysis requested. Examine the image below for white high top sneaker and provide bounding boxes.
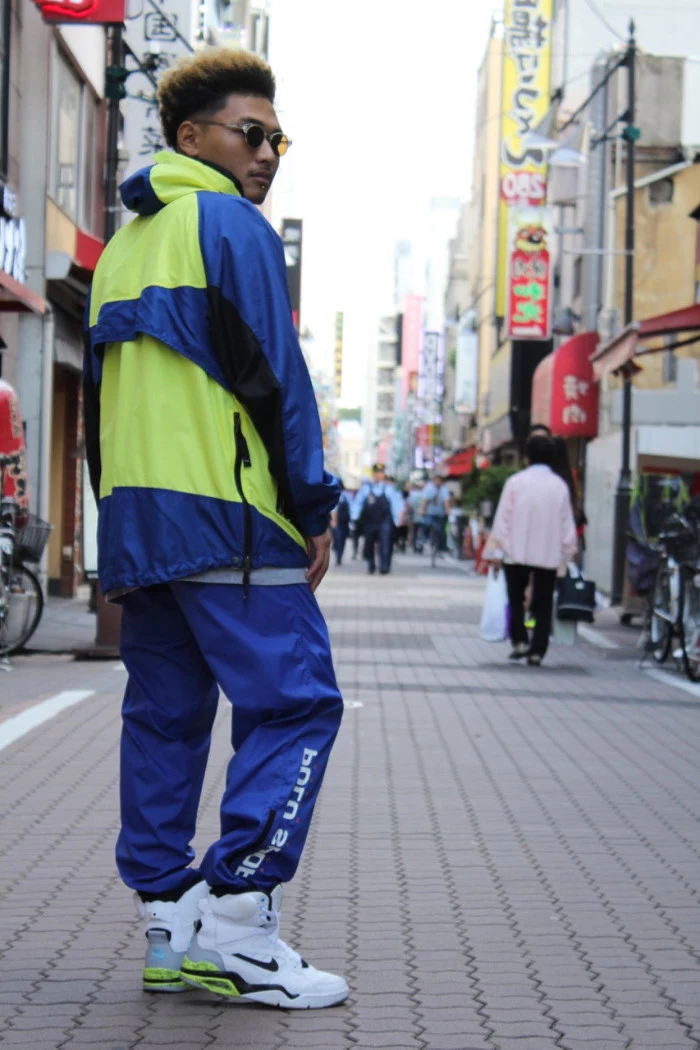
[136,880,209,992]
[180,886,349,1008]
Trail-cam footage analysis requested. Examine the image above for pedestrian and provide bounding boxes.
[83,47,348,1009]
[395,487,410,553]
[484,432,578,666]
[331,480,352,566]
[352,463,403,575]
[408,477,427,552]
[420,470,452,552]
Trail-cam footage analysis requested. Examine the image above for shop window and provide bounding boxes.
[50,49,99,231]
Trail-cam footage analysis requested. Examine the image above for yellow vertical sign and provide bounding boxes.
[334,312,344,399]
[497,0,553,319]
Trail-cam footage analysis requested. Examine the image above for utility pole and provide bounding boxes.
[611,21,638,605]
[92,21,126,654]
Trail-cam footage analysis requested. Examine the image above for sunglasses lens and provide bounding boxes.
[243,124,266,149]
[272,134,290,157]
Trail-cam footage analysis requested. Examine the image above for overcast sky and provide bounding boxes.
[268,0,495,405]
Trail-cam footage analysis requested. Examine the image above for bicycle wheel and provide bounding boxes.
[0,564,44,656]
[647,564,673,664]
[679,568,700,682]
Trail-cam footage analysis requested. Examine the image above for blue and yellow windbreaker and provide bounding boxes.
[83,151,339,594]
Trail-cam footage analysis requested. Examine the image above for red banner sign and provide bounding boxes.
[531,331,599,439]
[500,170,547,206]
[32,0,124,23]
[506,206,553,340]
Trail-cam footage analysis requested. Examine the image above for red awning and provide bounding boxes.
[591,303,700,377]
[531,331,600,438]
[0,269,46,314]
[442,447,476,477]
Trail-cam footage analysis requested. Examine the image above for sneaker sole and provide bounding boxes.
[180,958,348,1009]
[143,967,188,993]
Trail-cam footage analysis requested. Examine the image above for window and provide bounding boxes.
[51,49,99,231]
[377,392,394,413]
[573,256,583,299]
[378,367,394,387]
[662,335,678,384]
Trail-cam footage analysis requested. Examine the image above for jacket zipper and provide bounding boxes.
[234,412,253,597]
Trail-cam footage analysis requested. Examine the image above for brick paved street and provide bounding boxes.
[1,554,699,1050]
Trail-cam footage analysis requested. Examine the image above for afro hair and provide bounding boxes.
[157,47,276,149]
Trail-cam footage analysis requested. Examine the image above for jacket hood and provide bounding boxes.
[120,151,242,217]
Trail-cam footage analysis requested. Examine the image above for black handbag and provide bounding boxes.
[557,566,596,623]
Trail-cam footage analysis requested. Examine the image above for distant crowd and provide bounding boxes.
[330,462,474,576]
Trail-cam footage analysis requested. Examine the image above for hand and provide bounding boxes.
[488,556,503,571]
[306,530,332,593]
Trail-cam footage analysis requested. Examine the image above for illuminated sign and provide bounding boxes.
[505,206,553,340]
[496,0,553,319]
[32,0,124,23]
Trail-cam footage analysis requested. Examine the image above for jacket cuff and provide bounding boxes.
[298,510,332,537]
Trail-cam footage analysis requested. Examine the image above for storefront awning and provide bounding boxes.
[0,269,46,314]
[531,331,600,438]
[442,447,476,478]
[590,304,700,379]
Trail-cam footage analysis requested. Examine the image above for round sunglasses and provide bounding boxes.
[195,120,292,157]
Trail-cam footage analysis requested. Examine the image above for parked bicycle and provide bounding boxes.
[0,454,52,657]
[642,498,700,681]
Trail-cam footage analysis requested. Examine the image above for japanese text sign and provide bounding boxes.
[497,0,553,318]
[32,0,124,22]
[506,206,553,340]
[122,0,194,186]
[530,331,599,438]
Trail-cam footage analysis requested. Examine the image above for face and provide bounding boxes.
[177,94,283,204]
[373,469,386,483]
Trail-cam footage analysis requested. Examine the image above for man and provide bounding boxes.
[330,480,352,566]
[83,48,348,1009]
[420,471,452,553]
[484,432,578,666]
[351,463,403,575]
[407,477,427,552]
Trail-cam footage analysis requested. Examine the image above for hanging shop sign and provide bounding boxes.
[0,183,26,285]
[32,0,125,23]
[506,206,553,340]
[122,0,194,185]
[531,331,599,438]
[496,0,553,318]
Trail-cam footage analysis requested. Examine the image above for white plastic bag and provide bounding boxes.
[479,567,508,642]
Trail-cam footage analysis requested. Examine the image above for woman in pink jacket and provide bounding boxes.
[485,432,578,666]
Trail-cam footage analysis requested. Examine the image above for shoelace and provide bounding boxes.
[260,902,304,970]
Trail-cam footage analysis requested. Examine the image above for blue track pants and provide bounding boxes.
[117,581,344,897]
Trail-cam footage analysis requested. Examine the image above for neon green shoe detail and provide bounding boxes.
[143,966,187,993]
[179,956,241,998]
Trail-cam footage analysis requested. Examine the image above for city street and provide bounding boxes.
[1,555,699,1050]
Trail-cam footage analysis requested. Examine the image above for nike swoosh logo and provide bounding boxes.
[233,952,279,972]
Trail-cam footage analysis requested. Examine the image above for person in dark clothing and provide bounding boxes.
[331,481,352,566]
[351,463,403,575]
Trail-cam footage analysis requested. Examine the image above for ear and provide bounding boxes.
[177,120,200,157]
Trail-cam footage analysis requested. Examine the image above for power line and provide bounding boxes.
[582,0,626,42]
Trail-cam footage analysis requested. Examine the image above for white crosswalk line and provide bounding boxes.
[0,690,95,753]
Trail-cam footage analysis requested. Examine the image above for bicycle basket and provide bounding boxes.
[626,536,660,596]
[14,514,53,563]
